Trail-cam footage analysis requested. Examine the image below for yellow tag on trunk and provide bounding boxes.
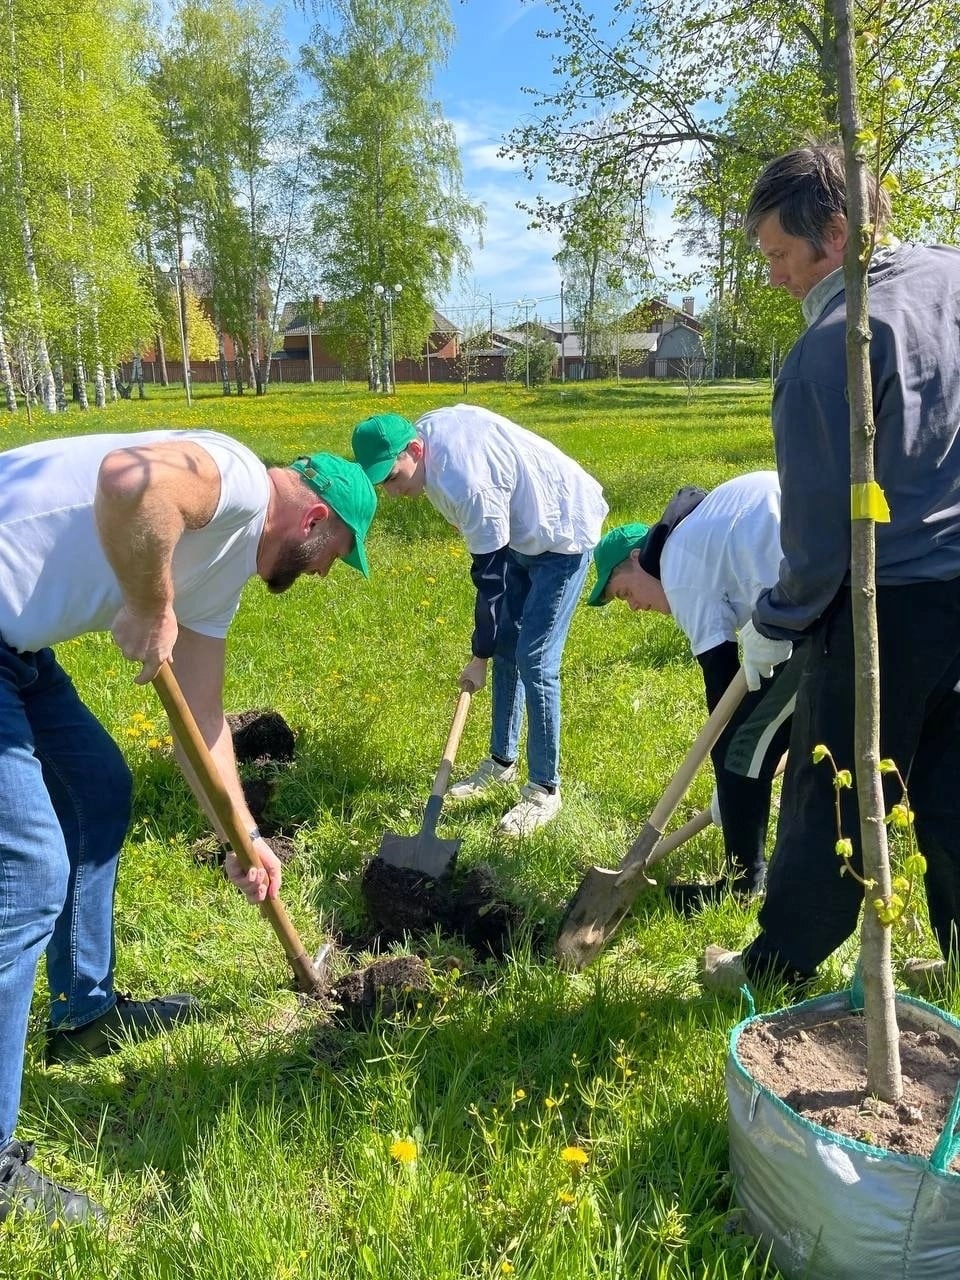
[851,481,890,522]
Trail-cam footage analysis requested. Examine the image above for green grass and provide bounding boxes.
[0,380,945,1277]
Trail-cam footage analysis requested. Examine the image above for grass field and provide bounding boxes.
[0,379,946,1278]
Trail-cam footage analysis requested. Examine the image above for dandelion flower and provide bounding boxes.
[561,1145,589,1166]
[513,1088,526,1101]
[499,1263,515,1275]
[544,1096,559,1109]
[557,1189,575,1205]
[389,1138,417,1164]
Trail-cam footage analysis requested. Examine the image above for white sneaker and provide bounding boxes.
[448,757,517,799]
[498,783,561,836]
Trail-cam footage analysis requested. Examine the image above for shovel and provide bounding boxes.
[153,661,330,998]
[377,678,476,878]
[554,668,748,970]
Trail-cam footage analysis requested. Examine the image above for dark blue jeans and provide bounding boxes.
[491,549,590,789]
[0,642,131,1145]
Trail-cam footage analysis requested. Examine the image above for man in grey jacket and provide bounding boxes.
[703,144,960,995]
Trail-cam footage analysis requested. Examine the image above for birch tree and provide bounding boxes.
[302,0,482,392]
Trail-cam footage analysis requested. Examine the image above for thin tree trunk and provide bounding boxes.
[143,238,169,385]
[133,350,145,399]
[833,0,901,1102]
[217,329,231,395]
[0,322,18,412]
[73,364,89,409]
[53,359,67,411]
[93,358,106,408]
[6,7,56,413]
[175,219,190,364]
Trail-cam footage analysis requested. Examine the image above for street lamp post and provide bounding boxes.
[163,263,191,407]
[517,298,536,389]
[374,282,402,392]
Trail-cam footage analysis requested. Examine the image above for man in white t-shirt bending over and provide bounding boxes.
[0,430,375,1223]
[353,406,608,836]
[588,471,795,910]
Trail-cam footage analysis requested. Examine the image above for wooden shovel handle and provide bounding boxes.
[152,662,322,990]
[429,685,474,800]
[615,668,748,882]
[641,750,788,872]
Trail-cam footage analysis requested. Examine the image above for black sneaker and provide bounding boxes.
[0,1140,105,1224]
[45,992,201,1063]
[666,875,765,917]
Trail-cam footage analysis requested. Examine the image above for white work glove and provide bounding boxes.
[739,618,793,692]
[710,787,722,827]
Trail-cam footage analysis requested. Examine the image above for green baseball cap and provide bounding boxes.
[289,452,377,577]
[352,413,417,484]
[587,522,651,605]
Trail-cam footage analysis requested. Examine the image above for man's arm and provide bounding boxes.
[460,547,510,691]
[754,374,851,639]
[95,438,222,683]
[168,627,282,904]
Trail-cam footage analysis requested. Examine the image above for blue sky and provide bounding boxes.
[285,0,704,329]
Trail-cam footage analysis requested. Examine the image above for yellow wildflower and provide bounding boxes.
[499,1263,515,1275]
[389,1138,417,1164]
[557,1190,575,1205]
[513,1088,526,1101]
[561,1145,589,1166]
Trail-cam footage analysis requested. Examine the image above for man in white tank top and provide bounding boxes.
[0,430,375,1223]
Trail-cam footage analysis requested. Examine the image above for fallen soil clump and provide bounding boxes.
[361,857,527,959]
[737,1004,960,1166]
[327,955,432,1027]
[227,709,296,765]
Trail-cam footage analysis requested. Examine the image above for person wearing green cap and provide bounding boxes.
[589,470,794,911]
[0,428,375,1223]
[352,403,607,835]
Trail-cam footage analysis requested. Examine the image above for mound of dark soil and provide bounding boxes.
[328,955,432,1027]
[361,858,526,959]
[228,709,296,765]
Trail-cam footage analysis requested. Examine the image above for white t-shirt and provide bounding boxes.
[0,430,269,653]
[660,471,783,656]
[416,404,608,556]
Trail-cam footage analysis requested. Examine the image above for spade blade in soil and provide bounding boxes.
[377,831,462,880]
[553,823,660,970]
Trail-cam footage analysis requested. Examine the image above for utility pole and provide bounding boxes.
[517,298,536,389]
[166,263,191,407]
[373,282,402,391]
[307,298,315,384]
[560,279,566,383]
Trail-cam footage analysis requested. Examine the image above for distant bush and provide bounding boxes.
[506,337,555,387]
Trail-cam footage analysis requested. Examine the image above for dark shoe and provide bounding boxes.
[0,1140,105,1224]
[45,992,201,1063]
[666,878,727,915]
[666,868,765,917]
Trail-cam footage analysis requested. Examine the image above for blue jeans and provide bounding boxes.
[0,642,131,1145]
[490,549,590,789]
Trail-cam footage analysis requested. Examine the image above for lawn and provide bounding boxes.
[1,379,945,1278]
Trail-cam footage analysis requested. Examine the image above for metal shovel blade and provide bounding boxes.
[554,824,660,969]
[377,831,462,880]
